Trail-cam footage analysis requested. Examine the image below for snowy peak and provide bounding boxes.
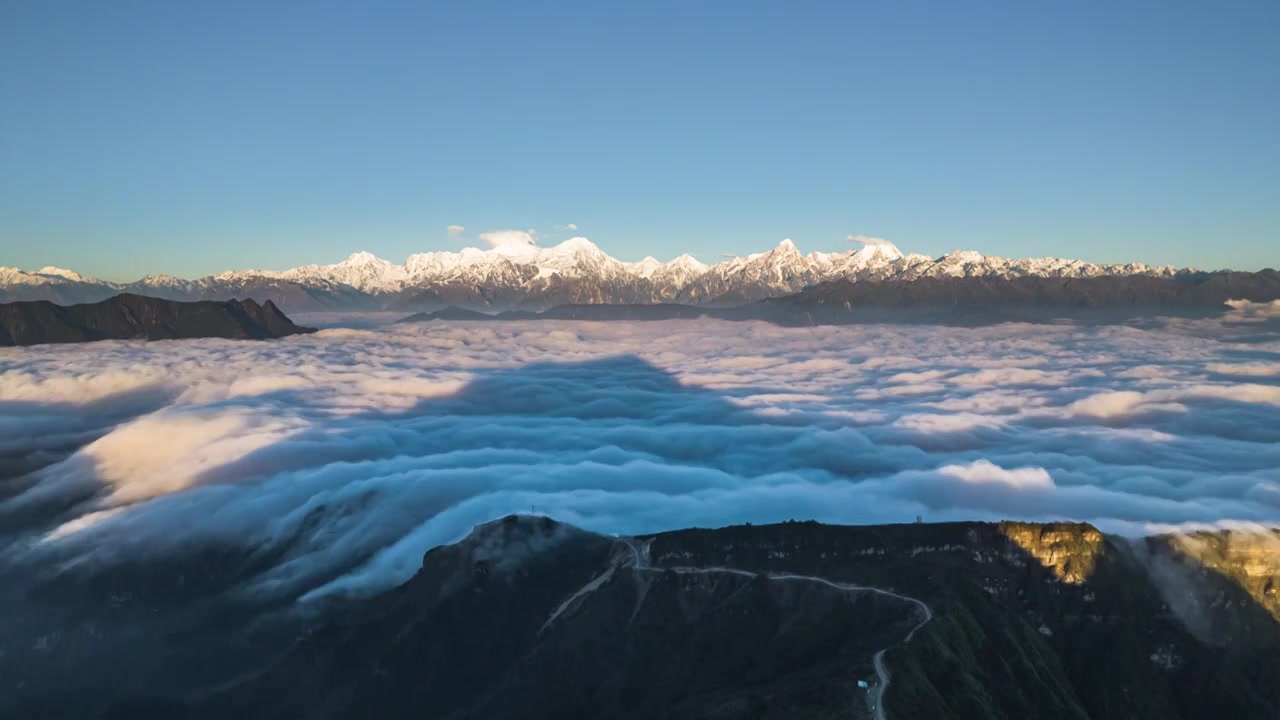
[338,251,389,268]
[536,238,617,275]
[0,266,114,288]
[546,237,603,255]
[725,239,811,282]
[940,250,986,264]
[756,239,801,262]
[0,267,38,285]
[335,252,407,285]
[650,254,710,286]
[774,238,800,254]
[134,274,190,288]
[666,254,709,273]
[279,250,409,292]
[848,236,904,263]
[36,266,89,282]
[624,257,663,279]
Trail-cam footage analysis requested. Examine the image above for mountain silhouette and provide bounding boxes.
[0,294,315,346]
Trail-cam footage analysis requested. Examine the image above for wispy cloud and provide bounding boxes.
[849,235,898,247]
[479,230,538,248]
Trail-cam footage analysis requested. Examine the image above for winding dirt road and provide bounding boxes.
[600,537,933,720]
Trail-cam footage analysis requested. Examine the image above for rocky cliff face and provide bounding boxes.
[998,522,1106,584]
[1134,528,1280,653]
[1163,528,1280,620]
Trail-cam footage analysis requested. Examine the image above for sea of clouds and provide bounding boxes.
[2,310,1279,602]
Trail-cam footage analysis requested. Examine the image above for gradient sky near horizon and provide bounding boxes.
[1,0,1277,282]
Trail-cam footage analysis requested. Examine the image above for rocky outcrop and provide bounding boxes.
[999,522,1106,584]
[1163,528,1280,619]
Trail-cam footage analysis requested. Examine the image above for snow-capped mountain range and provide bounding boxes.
[0,237,1191,312]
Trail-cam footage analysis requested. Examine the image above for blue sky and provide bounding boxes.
[1,0,1276,281]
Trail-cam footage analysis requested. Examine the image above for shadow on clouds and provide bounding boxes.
[0,339,1276,607]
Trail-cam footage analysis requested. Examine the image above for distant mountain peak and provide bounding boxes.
[941,249,986,263]
[549,236,603,254]
[139,273,186,284]
[848,236,904,262]
[35,266,88,282]
[625,256,663,278]
[773,238,800,255]
[667,253,708,270]
[339,251,389,266]
[1,237,1205,312]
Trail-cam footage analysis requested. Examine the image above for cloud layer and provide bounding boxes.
[2,316,1278,603]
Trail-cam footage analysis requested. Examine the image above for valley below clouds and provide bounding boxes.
[2,312,1279,603]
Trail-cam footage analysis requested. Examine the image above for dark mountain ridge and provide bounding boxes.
[400,270,1280,326]
[0,294,316,347]
[771,269,1280,310]
[4,517,1276,719]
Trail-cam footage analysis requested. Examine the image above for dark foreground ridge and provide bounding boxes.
[3,518,1276,719]
[400,271,1280,326]
[0,293,316,347]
